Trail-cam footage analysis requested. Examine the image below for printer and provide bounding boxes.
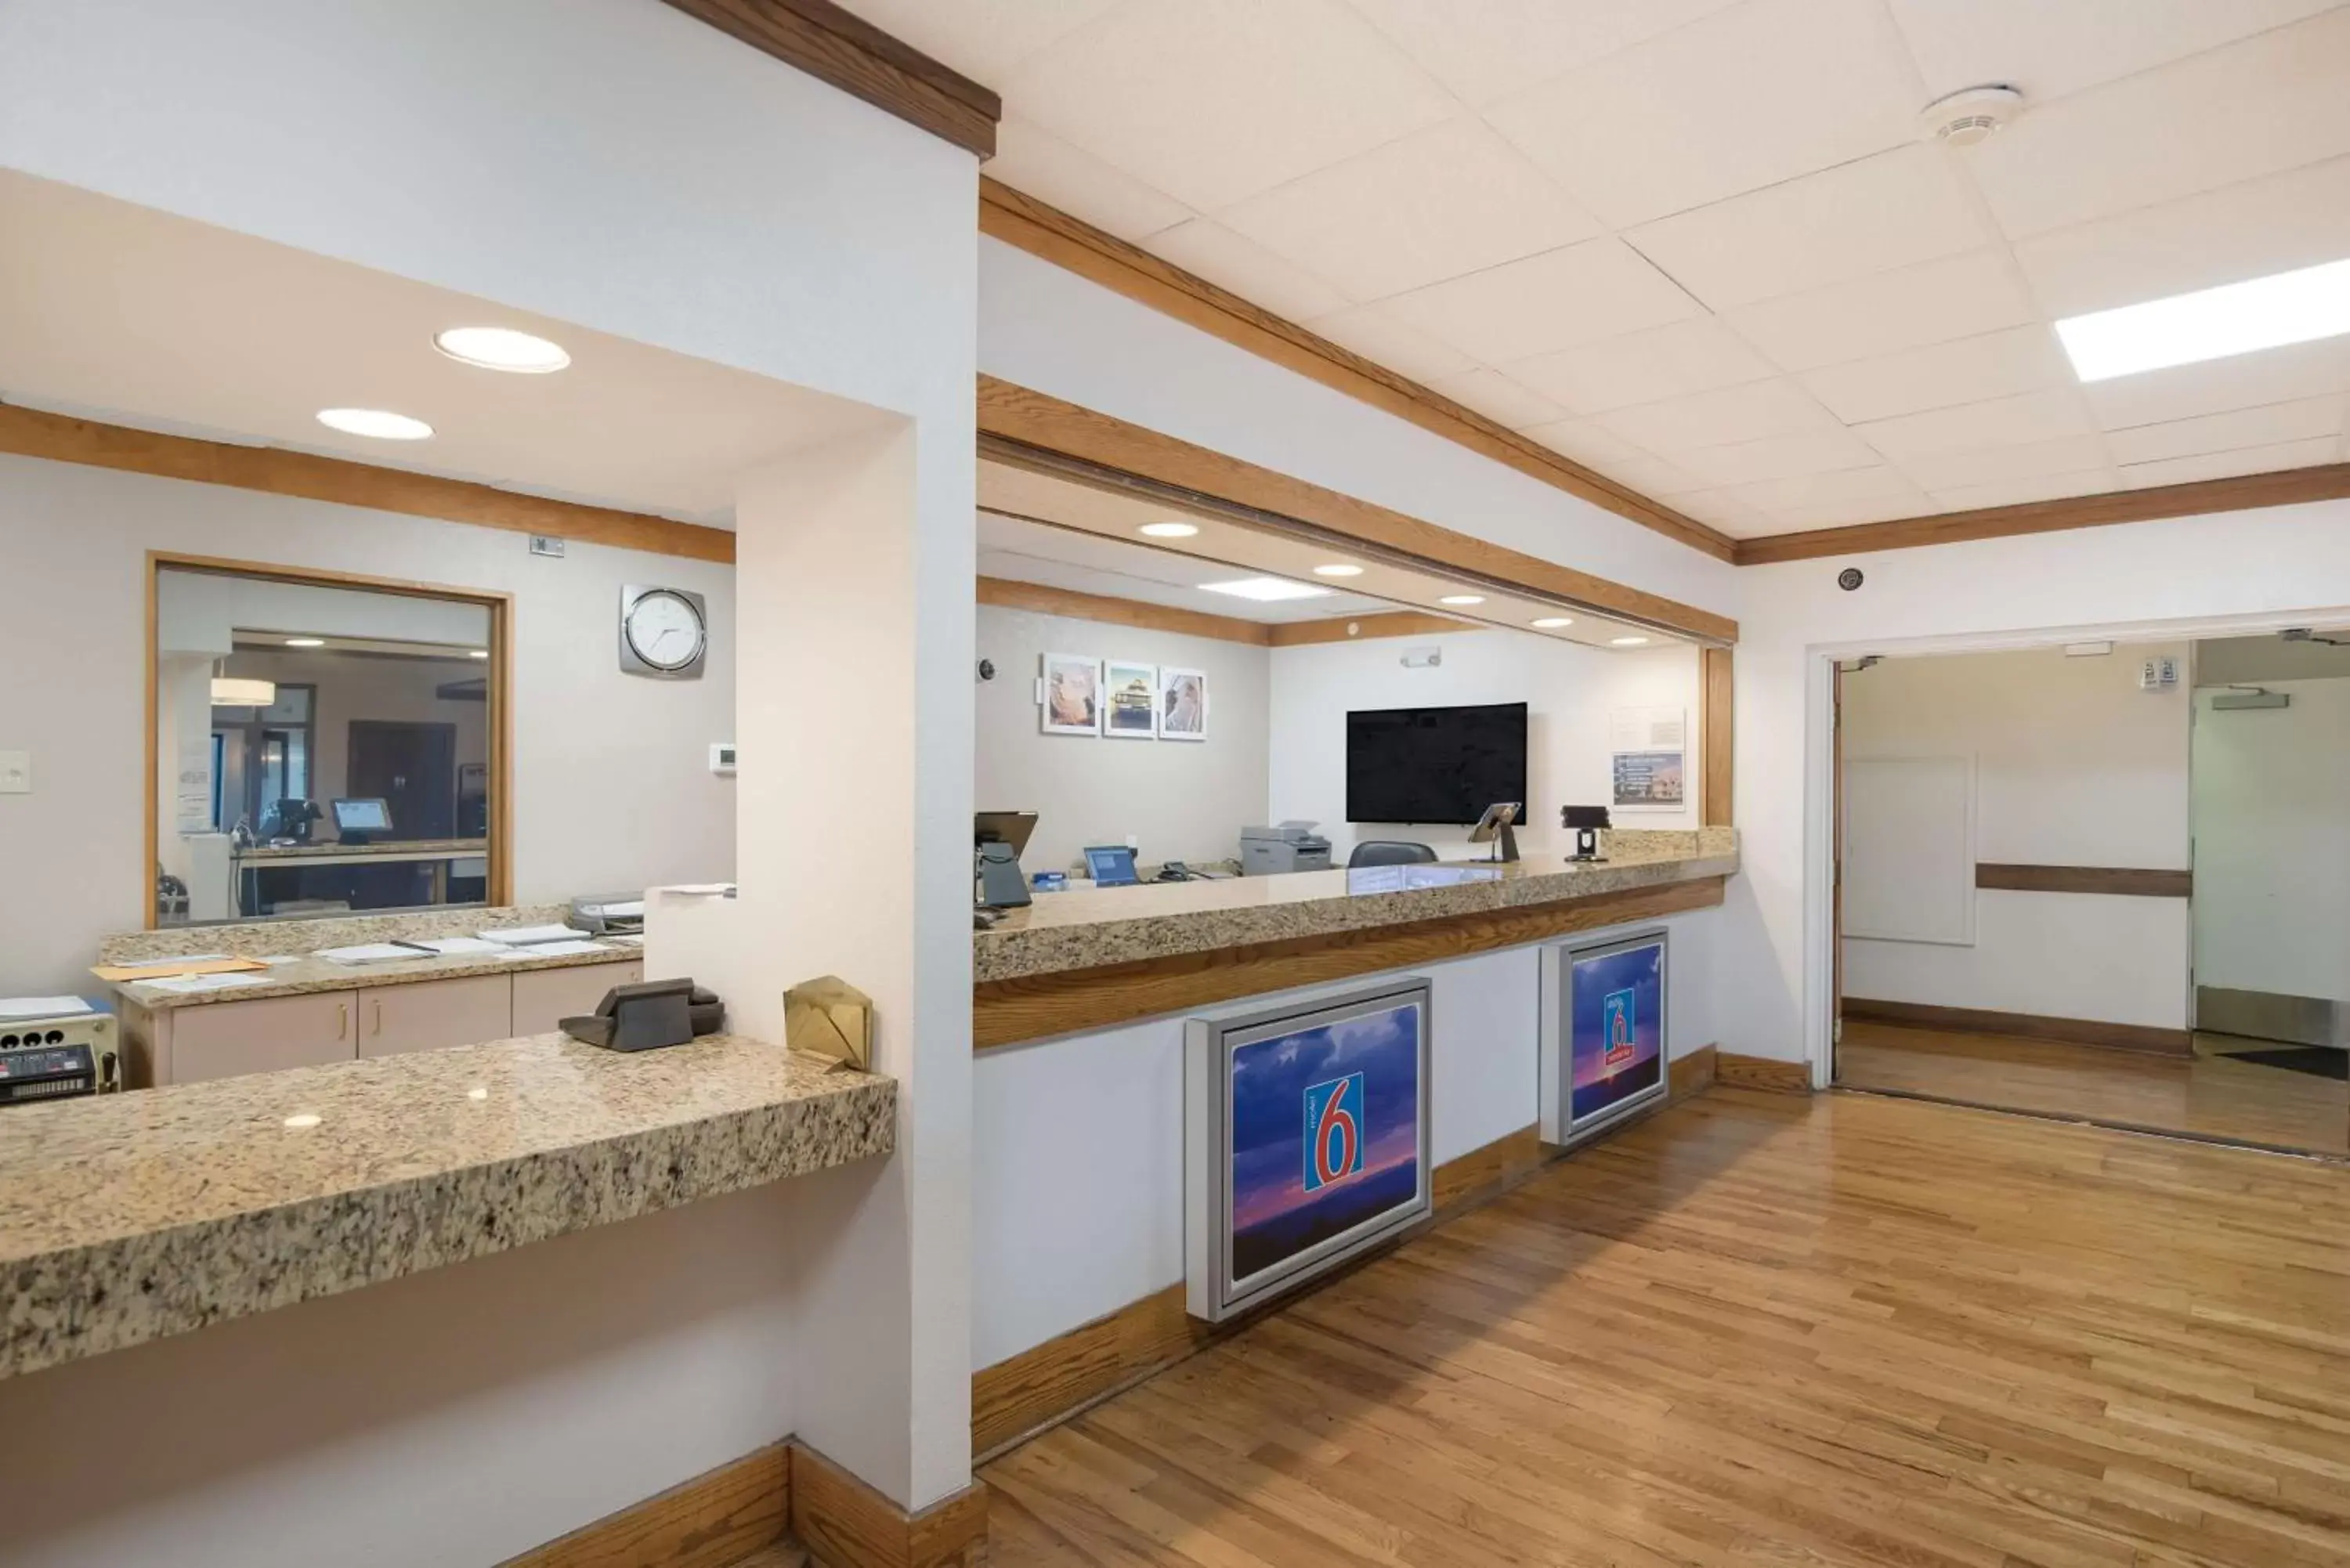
[569,894,645,938]
[1239,821,1332,876]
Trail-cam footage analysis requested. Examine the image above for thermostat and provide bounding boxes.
[709,742,737,775]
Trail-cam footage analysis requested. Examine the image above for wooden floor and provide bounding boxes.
[982,1087,2350,1568]
[1839,1019,2350,1154]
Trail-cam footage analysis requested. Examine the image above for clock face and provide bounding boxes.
[624,589,706,672]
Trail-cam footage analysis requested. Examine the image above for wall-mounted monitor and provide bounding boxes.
[1184,981,1431,1321]
[1345,701,1528,825]
[1538,930,1668,1147]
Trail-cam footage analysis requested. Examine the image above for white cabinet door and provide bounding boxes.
[358,974,514,1059]
[170,992,356,1084]
[512,961,644,1037]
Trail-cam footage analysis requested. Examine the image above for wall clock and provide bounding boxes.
[620,584,707,678]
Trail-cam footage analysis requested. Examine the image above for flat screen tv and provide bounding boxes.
[1345,701,1528,825]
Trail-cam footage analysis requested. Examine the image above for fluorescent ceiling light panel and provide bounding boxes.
[1610,635,1650,646]
[1531,616,1573,629]
[2055,257,2350,381]
[1138,522,1198,538]
[1438,594,1485,606]
[1313,563,1364,577]
[1197,576,1332,602]
[284,637,325,648]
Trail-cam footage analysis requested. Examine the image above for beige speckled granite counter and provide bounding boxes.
[0,1032,892,1380]
[107,941,645,1010]
[235,837,487,862]
[974,827,1737,985]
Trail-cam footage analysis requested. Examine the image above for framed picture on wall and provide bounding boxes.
[1159,667,1208,741]
[1103,659,1159,738]
[1039,652,1101,736]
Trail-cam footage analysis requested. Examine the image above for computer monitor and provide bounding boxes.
[331,797,392,843]
[1083,845,1139,887]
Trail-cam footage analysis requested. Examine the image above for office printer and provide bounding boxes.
[1239,822,1332,876]
[569,895,645,937]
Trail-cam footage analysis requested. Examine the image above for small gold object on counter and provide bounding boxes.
[786,975,873,1071]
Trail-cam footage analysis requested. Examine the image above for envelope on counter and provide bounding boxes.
[785,975,873,1072]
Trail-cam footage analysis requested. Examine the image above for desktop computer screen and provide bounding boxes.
[1083,845,1138,887]
[331,797,392,834]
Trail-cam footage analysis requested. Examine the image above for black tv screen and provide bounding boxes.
[1347,702,1528,825]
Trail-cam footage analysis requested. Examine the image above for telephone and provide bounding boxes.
[561,978,725,1052]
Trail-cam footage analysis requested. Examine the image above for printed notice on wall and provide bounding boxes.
[174,746,213,834]
[1609,706,1685,813]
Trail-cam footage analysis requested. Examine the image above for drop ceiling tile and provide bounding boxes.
[1307,302,1478,382]
[1215,117,1600,302]
[2119,435,2341,489]
[1627,144,1997,311]
[1885,0,2342,104]
[1857,388,2095,462]
[1517,417,1668,471]
[1896,433,2113,492]
[1730,464,1929,514]
[1764,493,1939,530]
[1588,449,1711,500]
[1006,0,1458,212]
[1662,489,1782,537]
[1799,326,2074,424]
[1381,239,1700,363]
[1502,317,1777,416]
[988,118,1195,242]
[1967,8,2350,239]
[1428,368,1573,430]
[2081,337,2350,430]
[833,0,1125,81]
[2016,155,2350,320]
[2106,396,2346,466]
[1146,219,1354,322]
[1484,0,1924,228]
[1673,428,1886,487]
[1340,0,1742,107]
[1926,468,2120,513]
[1725,249,2040,372]
[1596,378,1844,454]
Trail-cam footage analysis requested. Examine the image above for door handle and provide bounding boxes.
[338,1001,349,1040]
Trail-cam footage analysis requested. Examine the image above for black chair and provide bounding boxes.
[1348,840,1437,869]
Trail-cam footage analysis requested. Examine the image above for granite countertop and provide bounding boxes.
[110,941,645,1011]
[237,837,488,861]
[974,827,1737,984]
[0,1032,894,1380]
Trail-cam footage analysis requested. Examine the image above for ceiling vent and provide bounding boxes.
[1916,85,2023,147]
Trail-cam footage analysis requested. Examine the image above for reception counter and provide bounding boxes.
[0,1031,893,1379]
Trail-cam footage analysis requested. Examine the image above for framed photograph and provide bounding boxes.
[1039,652,1101,736]
[1102,659,1159,738]
[1538,930,1668,1147]
[1159,667,1208,741]
[1184,981,1431,1321]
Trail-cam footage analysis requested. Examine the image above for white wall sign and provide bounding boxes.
[1609,705,1686,812]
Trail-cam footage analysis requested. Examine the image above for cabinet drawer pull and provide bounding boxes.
[373,999,383,1036]
[338,1002,349,1040]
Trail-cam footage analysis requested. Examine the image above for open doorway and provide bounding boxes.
[1829,634,2348,1155]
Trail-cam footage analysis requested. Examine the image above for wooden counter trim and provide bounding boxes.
[978,180,1736,562]
[978,378,1739,646]
[971,876,1728,1050]
[978,574,1272,645]
[1844,997,2194,1057]
[1976,862,2193,898]
[3,403,735,563]
[791,1442,989,1568]
[660,0,1000,157]
[501,1441,790,1568]
[1264,609,1483,646]
[1701,645,1734,828]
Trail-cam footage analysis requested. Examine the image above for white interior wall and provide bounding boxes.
[1838,643,2192,1028]
[975,604,1271,872]
[1268,630,1703,858]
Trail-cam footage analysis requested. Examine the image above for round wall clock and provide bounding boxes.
[619,584,708,678]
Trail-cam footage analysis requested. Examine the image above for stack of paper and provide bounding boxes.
[316,943,427,964]
[479,924,591,946]
[400,937,508,957]
[0,995,92,1021]
[142,972,269,995]
[518,938,612,957]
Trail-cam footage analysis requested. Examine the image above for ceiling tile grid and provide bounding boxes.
[877,0,2350,537]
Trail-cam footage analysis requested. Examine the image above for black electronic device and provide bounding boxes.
[331,797,393,845]
[561,978,722,1052]
[1346,701,1528,825]
[974,811,1039,909]
[1561,804,1611,862]
[264,797,322,844]
[1467,801,1523,864]
[0,1043,100,1106]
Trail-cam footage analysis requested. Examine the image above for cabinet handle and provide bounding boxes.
[373,999,383,1036]
[338,1002,349,1040]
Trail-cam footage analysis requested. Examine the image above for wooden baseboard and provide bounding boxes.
[1716,1050,1813,1094]
[1843,998,2194,1057]
[499,1441,790,1568]
[1669,1044,1718,1100]
[790,1443,989,1568]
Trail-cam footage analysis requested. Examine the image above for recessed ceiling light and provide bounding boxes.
[1438,594,1485,607]
[317,407,432,440]
[434,326,571,374]
[284,637,325,648]
[283,1112,322,1129]
[1531,617,1573,629]
[2055,256,2350,381]
[1139,522,1198,539]
[1610,635,1650,647]
[1313,563,1364,577]
[468,649,490,659]
[1198,576,1332,602]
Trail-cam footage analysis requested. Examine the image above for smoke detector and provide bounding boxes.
[1916,85,2023,147]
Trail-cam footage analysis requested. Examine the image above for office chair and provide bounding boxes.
[1348,840,1438,869]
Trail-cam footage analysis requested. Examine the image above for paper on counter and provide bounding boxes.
[478,924,591,946]
[90,956,266,982]
[105,953,230,971]
[256,956,304,966]
[401,937,508,956]
[0,995,93,1020]
[140,972,269,995]
[515,939,612,957]
[316,943,428,964]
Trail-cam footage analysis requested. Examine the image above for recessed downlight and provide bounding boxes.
[1313,563,1365,577]
[317,407,432,440]
[1531,617,1573,629]
[468,649,490,659]
[283,1112,322,1129]
[1139,522,1198,539]
[1610,635,1650,647]
[284,637,326,648]
[433,326,571,374]
[1438,594,1485,606]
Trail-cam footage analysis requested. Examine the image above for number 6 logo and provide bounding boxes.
[1302,1072,1365,1192]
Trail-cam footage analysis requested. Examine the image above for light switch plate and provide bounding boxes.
[0,750,28,793]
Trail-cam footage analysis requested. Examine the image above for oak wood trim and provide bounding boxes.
[1734,462,2350,565]
[977,378,1738,645]
[790,1441,989,1568]
[977,575,1271,645]
[498,1440,790,1567]
[1669,1043,1718,1101]
[1264,609,1483,647]
[1715,1051,1813,1094]
[1,403,736,564]
[660,0,1000,157]
[1842,997,2195,1057]
[1701,646,1734,828]
[978,181,1734,562]
[972,877,1727,1050]
[1976,863,2193,898]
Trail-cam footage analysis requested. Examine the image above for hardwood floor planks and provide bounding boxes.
[983,1089,2350,1568]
